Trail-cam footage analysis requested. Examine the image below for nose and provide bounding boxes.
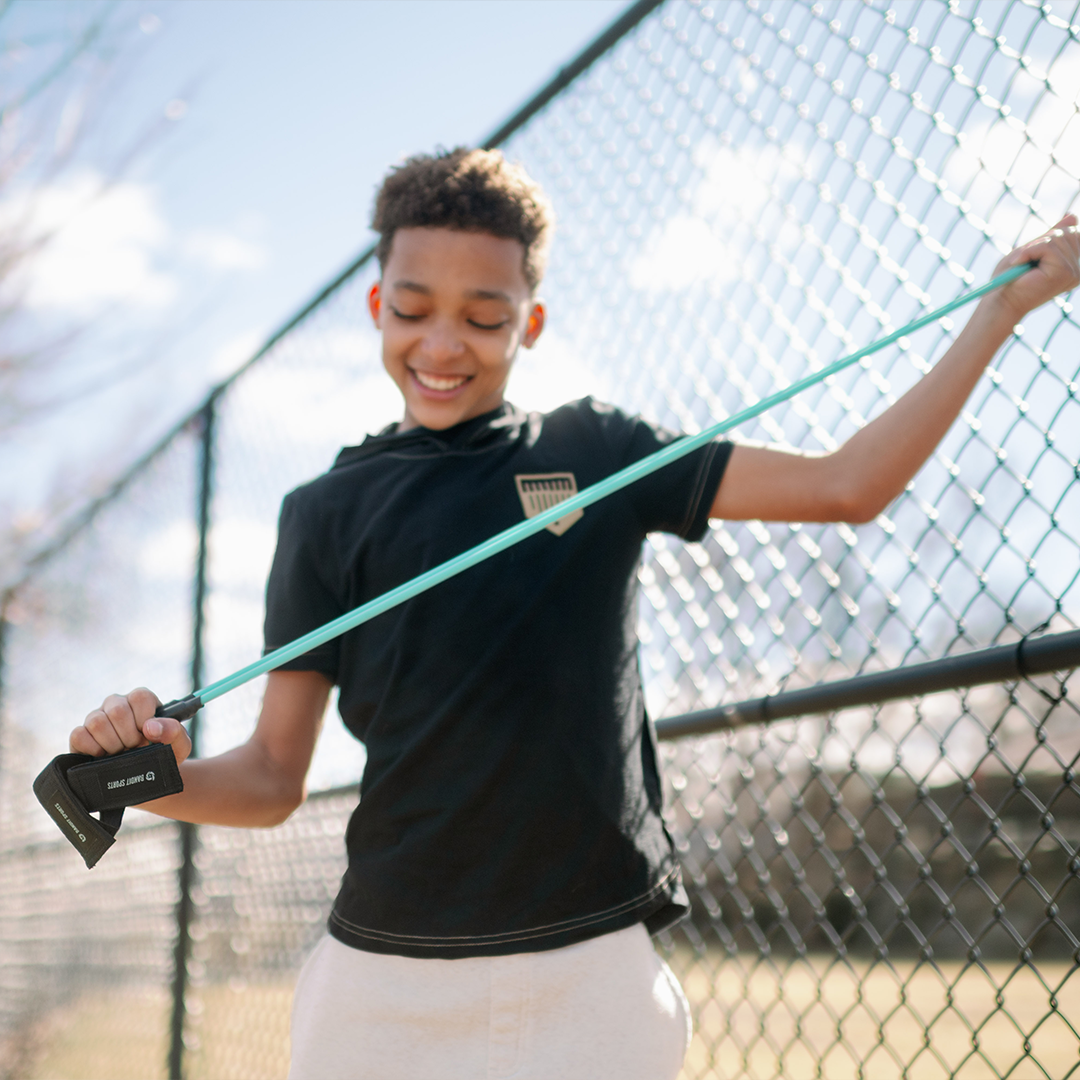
[419,317,465,365]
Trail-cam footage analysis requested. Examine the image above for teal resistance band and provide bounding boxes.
[157,261,1034,720]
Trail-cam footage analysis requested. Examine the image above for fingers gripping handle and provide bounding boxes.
[34,698,196,866]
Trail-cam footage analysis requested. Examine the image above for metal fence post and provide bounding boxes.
[168,398,215,1080]
[0,609,7,811]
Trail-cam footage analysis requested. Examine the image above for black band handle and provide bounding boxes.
[34,744,182,868]
[156,695,203,721]
[34,699,195,868]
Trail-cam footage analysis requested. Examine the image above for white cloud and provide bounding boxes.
[209,328,265,380]
[629,139,783,293]
[1047,41,1080,103]
[509,330,604,411]
[207,517,278,589]
[0,172,274,321]
[185,228,267,271]
[301,326,380,365]
[942,112,1080,252]
[214,326,398,484]
[239,361,401,448]
[630,215,733,293]
[1,170,177,312]
[139,518,198,580]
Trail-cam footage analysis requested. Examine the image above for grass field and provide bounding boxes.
[7,982,291,1080]
[674,952,1080,1080]
[10,956,1080,1079]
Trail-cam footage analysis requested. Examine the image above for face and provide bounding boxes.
[369,227,545,432]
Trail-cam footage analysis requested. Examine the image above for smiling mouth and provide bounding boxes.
[412,369,470,392]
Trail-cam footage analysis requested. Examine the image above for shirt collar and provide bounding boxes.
[333,402,527,467]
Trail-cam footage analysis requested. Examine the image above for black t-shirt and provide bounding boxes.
[264,398,732,958]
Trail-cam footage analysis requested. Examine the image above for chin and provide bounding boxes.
[410,392,501,429]
[407,403,470,430]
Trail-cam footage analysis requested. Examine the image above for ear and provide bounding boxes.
[368,282,382,328]
[522,301,545,348]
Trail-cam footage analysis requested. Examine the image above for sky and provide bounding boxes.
[0,0,629,572]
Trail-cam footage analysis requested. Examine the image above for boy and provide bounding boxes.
[71,149,1078,1079]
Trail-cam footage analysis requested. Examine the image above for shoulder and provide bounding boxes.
[538,396,638,440]
[275,455,366,537]
[542,396,631,422]
[278,470,337,518]
[282,431,397,511]
[526,398,639,468]
[539,396,673,458]
[271,462,367,582]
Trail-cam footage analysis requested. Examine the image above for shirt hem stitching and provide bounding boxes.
[327,868,679,948]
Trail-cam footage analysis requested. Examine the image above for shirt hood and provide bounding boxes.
[333,402,529,468]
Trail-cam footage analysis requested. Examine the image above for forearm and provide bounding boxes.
[135,736,306,827]
[69,671,333,828]
[712,219,1078,524]
[828,297,1018,519]
[711,298,1016,522]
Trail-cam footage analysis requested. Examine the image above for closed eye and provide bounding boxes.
[389,305,424,321]
[468,319,509,331]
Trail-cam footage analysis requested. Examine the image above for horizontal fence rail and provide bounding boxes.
[657,627,1080,737]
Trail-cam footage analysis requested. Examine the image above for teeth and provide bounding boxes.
[414,370,468,391]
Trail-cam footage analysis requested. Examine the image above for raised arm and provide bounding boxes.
[712,217,1080,524]
[69,669,333,827]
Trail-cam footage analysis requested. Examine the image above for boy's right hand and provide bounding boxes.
[70,687,193,765]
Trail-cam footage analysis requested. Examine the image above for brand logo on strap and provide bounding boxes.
[514,473,583,536]
[54,802,86,844]
[107,772,150,790]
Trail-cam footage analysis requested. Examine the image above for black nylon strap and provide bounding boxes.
[33,754,122,869]
[67,742,183,811]
[33,744,183,868]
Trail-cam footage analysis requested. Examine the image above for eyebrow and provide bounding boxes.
[391,280,512,303]
[465,288,513,302]
[392,280,431,295]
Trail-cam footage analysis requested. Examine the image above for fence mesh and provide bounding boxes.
[3,1,1080,1077]
[0,434,195,1078]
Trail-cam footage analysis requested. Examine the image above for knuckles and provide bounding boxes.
[127,686,161,720]
[83,711,114,738]
[76,688,162,756]
[70,725,105,756]
[102,698,132,724]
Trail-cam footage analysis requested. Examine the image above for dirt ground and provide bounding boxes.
[10,954,1078,1079]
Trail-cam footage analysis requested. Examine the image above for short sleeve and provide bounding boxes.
[590,402,733,541]
[263,490,343,681]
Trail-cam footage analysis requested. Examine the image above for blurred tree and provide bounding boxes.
[0,1,185,589]
[0,2,178,430]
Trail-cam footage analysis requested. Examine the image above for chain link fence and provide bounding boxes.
[3,0,1080,1076]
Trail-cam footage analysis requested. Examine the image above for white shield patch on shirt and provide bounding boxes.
[514,473,584,536]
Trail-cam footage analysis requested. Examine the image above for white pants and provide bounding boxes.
[288,922,691,1080]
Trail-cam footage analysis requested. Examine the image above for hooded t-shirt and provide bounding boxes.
[263,397,732,958]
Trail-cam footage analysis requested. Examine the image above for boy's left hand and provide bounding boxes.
[989,214,1080,324]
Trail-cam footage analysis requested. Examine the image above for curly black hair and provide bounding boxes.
[372,148,555,292]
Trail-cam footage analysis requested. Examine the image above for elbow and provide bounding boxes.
[259,803,302,828]
[828,482,891,525]
[258,781,307,827]
[246,734,311,826]
[810,451,896,525]
[840,497,886,526]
